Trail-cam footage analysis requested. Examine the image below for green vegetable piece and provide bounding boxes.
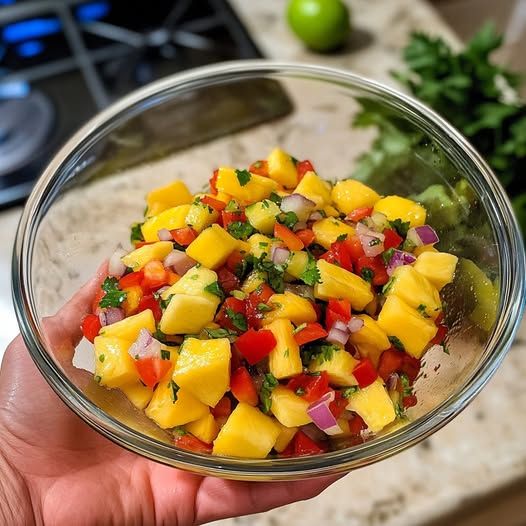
[99,277,127,308]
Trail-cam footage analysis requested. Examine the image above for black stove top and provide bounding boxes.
[0,0,262,207]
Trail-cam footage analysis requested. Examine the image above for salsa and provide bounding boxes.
[81,148,458,459]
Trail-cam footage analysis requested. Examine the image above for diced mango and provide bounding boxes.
[386,265,441,319]
[413,251,458,291]
[286,251,309,279]
[141,205,190,242]
[312,218,355,249]
[247,233,273,258]
[245,199,280,234]
[272,419,298,452]
[270,386,312,427]
[267,148,298,188]
[322,205,340,218]
[213,403,280,458]
[121,241,173,271]
[346,379,396,432]
[145,380,208,429]
[186,224,239,269]
[161,266,219,305]
[266,319,303,379]
[373,196,426,227]
[185,200,219,233]
[413,245,438,257]
[99,309,156,341]
[294,171,332,209]
[146,180,193,217]
[348,314,390,366]
[308,347,358,386]
[314,259,374,311]
[331,180,380,215]
[159,294,218,335]
[173,337,231,407]
[215,167,277,204]
[377,295,438,358]
[94,336,138,388]
[185,412,219,444]
[263,291,317,326]
[121,381,154,410]
[241,270,266,294]
[121,285,143,316]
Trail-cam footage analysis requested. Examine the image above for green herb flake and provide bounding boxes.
[295,387,306,396]
[159,294,174,310]
[226,308,248,332]
[99,277,127,308]
[204,281,225,300]
[342,386,359,399]
[225,199,239,212]
[361,267,374,283]
[98,354,105,363]
[130,222,144,243]
[94,375,102,384]
[382,248,395,265]
[283,348,290,358]
[389,336,405,352]
[161,349,171,360]
[269,192,282,206]
[293,322,307,335]
[382,276,396,295]
[248,253,285,293]
[399,373,413,397]
[227,221,254,240]
[416,304,430,318]
[278,211,299,229]
[257,302,272,312]
[300,251,321,286]
[204,327,238,342]
[235,169,252,186]
[259,241,269,249]
[262,200,270,209]
[169,380,180,403]
[336,233,348,242]
[260,373,279,413]
[231,290,247,301]
[174,426,187,437]
[388,219,410,237]
[442,344,451,355]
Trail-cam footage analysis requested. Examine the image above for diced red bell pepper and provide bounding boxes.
[293,322,328,346]
[134,241,154,249]
[322,240,353,271]
[249,160,269,176]
[215,296,247,333]
[295,228,316,247]
[293,431,327,456]
[435,312,445,325]
[81,314,101,343]
[355,255,389,286]
[329,391,348,419]
[134,357,172,389]
[170,227,197,247]
[346,207,373,222]
[235,328,277,365]
[348,414,366,435]
[230,366,259,406]
[344,236,365,262]
[274,223,304,251]
[430,324,448,346]
[377,349,405,381]
[403,394,418,408]
[92,288,106,313]
[352,358,378,388]
[245,283,275,328]
[383,228,403,250]
[201,195,226,212]
[119,270,144,290]
[209,169,219,195]
[296,160,315,180]
[221,209,246,228]
[141,260,169,291]
[174,433,212,454]
[212,396,232,419]
[137,294,162,322]
[325,298,351,330]
[278,440,295,457]
[217,266,240,294]
[287,372,331,403]
[226,250,245,274]
[400,354,421,384]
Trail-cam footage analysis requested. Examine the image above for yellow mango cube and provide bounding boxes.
[121,285,143,316]
[213,403,280,458]
[121,381,154,410]
[270,386,312,427]
[141,204,190,242]
[272,419,298,453]
[266,319,303,379]
[314,259,374,311]
[186,224,238,269]
[145,380,208,429]
[159,294,218,335]
[294,171,332,209]
[241,271,266,294]
[185,200,219,233]
[94,336,138,388]
[322,205,340,218]
[263,291,317,326]
[267,147,298,188]
[387,265,442,319]
[377,295,438,358]
[245,199,280,234]
[308,347,358,386]
[173,337,231,407]
[312,218,355,249]
[99,309,155,341]
[185,412,219,444]
[331,180,380,215]
[348,314,390,366]
[247,233,273,258]
[215,167,277,204]
[413,245,438,257]
[146,180,193,217]
[286,251,309,279]
[373,196,426,227]
[161,266,219,304]
[346,379,396,432]
[413,251,458,291]
[121,241,173,271]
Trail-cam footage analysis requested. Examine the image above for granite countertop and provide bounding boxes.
[1,1,525,525]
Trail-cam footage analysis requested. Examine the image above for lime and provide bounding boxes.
[287,0,351,52]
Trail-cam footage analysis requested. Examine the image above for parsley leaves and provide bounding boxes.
[227,221,254,240]
[235,169,251,186]
[260,373,278,413]
[300,251,321,286]
[169,380,180,403]
[248,254,285,293]
[99,277,127,308]
[204,327,238,342]
[388,219,410,237]
[277,211,299,229]
[130,222,144,244]
[268,192,282,205]
[204,281,225,300]
[226,308,248,332]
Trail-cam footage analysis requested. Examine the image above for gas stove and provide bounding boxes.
[0,0,264,207]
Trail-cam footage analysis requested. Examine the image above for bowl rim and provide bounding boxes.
[12,60,526,479]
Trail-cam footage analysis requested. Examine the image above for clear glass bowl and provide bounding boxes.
[12,61,525,480]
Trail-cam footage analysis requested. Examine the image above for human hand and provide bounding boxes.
[0,272,340,525]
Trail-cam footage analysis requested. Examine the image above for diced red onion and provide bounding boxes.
[332,319,349,332]
[348,317,364,333]
[281,194,316,222]
[385,372,400,391]
[301,423,327,443]
[293,221,308,232]
[308,211,323,222]
[271,246,290,266]
[109,246,128,278]
[406,225,439,247]
[157,285,170,295]
[327,325,349,346]
[164,250,196,276]
[386,249,417,276]
[355,222,370,236]
[105,307,125,326]
[284,284,314,301]
[157,228,173,241]
[128,328,161,360]
[360,429,374,441]
[360,233,385,257]
[307,392,342,436]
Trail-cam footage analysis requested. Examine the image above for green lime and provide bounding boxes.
[287,0,351,52]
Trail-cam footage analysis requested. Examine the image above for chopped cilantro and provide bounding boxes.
[99,277,127,308]
[295,387,306,396]
[130,222,144,244]
[248,254,285,293]
[361,267,374,283]
[342,386,359,399]
[389,336,405,351]
[98,354,105,363]
[293,322,307,335]
[382,248,395,265]
[278,211,299,229]
[159,294,174,310]
[382,276,396,294]
[225,199,239,212]
[260,373,278,413]
[235,169,251,186]
[307,371,321,376]
[336,233,348,242]
[259,241,269,249]
[161,349,171,360]
[283,348,290,358]
[169,380,180,403]
[417,304,430,318]
[300,251,321,286]
[227,221,254,240]
[204,281,225,300]
[442,344,450,355]
[262,200,270,209]
[388,219,410,237]
[226,308,248,332]
[94,375,102,383]
[174,426,186,437]
[231,290,247,300]
[257,302,272,312]
[268,192,282,205]
[399,373,412,397]
[204,327,238,342]
[301,342,339,366]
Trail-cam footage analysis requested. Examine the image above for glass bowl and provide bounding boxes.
[12,61,525,480]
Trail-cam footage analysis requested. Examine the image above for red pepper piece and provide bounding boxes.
[293,322,328,346]
[353,358,378,388]
[81,314,101,343]
[235,328,277,365]
[230,366,259,406]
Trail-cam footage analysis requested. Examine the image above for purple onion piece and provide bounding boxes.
[360,233,385,258]
[157,228,173,241]
[104,307,125,326]
[293,220,308,232]
[332,319,349,332]
[164,250,196,276]
[128,328,161,360]
[271,246,290,266]
[308,211,323,222]
[386,249,417,276]
[108,246,128,278]
[327,326,349,346]
[348,317,365,333]
[385,372,400,391]
[280,193,316,222]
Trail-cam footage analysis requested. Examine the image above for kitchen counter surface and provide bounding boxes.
[1,1,524,525]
